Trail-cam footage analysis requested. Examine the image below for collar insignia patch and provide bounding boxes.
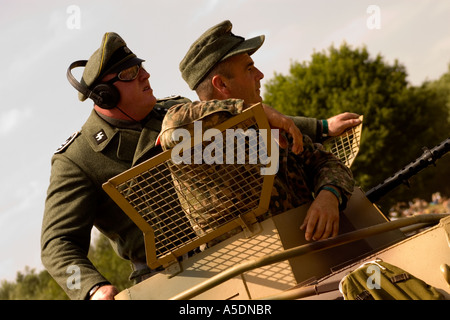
[94,129,108,145]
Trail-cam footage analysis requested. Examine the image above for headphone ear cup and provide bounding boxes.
[91,84,120,109]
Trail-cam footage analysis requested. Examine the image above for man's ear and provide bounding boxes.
[211,75,230,97]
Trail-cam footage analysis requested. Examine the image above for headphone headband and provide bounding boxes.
[66,60,119,109]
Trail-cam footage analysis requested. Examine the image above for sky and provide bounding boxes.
[1,0,449,283]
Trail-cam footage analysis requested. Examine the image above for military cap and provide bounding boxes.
[180,20,265,90]
[79,32,144,101]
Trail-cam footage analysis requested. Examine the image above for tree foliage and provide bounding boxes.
[0,266,69,300]
[0,233,132,300]
[264,43,450,209]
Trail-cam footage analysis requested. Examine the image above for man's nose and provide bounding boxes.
[140,67,150,80]
[256,67,264,80]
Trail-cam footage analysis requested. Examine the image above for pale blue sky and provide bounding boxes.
[1,0,449,283]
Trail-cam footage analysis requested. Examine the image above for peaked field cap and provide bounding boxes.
[180,20,265,90]
[78,32,144,101]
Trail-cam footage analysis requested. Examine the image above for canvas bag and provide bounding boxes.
[339,259,445,300]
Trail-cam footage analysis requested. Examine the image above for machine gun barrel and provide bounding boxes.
[365,138,450,203]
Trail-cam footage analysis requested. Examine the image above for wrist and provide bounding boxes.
[321,119,329,138]
[319,185,342,206]
[88,283,109,299]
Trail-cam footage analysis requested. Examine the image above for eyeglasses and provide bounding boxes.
[106,64,143,84]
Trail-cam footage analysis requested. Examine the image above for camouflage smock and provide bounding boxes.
[159,99,354,240]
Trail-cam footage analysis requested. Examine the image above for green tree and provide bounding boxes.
[0,267,68,300]
[0,233,133,300]
[264,43,449,209]
[0,279,15,300]
[425,63,450,123]
[414,64,450,200]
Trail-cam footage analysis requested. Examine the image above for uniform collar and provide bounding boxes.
[83,110,120,152]
[96,111,144,131]
[132,112,162,165]
[82,109,162,165]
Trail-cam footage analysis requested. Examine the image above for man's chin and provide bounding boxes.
[147,96,157,107]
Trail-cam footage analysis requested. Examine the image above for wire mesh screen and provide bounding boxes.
[104,106,363,268]
[117,163,197,258]
[103,104,275,268]
[323,116,363,168]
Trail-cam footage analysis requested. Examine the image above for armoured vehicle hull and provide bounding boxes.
[114,190,449,300]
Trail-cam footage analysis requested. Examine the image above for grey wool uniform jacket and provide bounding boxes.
[41,97,188,300]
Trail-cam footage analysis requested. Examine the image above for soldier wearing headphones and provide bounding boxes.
[41,32,190,300]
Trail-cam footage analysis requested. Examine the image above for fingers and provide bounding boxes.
[339,112,360,120]
[300,194,340,241]
[287,123,304,154]
[273,132,288,149]
[262,104,304,154]
[343,115,362,127]
[300,212,316,241]
[301,214,338,241]
[327,112,362,136]
[90,285,119,300]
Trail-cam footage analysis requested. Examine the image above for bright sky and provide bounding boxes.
[1,0,449,283]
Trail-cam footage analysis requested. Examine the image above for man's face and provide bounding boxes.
[222,53,264,105]
[103,64,157,120]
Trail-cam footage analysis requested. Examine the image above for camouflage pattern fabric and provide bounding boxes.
[159,99,354,241]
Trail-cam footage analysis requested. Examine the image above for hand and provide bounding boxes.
[300,188,340,241]
[90,285,119,300]
[262,104,303,154]
[327,112,361,136]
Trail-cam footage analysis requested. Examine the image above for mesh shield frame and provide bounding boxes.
[102,103,276,269]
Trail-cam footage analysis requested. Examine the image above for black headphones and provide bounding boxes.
[67,60,120,109]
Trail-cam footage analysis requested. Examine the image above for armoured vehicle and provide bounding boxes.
[102,104,449,300]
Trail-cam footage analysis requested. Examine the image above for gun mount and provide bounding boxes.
[365,138,450,203]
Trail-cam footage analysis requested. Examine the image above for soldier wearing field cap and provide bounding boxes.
[180,20,361,142]
[41,32,189,300]
[159,20,355,244]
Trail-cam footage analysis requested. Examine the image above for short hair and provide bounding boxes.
[195,59,234,100]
